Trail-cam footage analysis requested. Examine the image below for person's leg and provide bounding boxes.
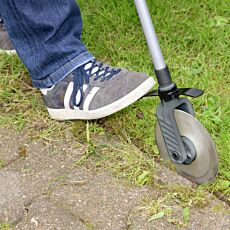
[0,0,94,88]
[0,0,155,120]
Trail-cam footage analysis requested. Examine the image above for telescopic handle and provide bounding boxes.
[134,0,166,71]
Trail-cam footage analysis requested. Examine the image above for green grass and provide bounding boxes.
[0,0,229,204]
[75,137,155,186]
[0,223,10,230]
[140,184,208,226]
[78,0,230,200]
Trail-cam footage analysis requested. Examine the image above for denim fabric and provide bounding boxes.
[0,0,94,88]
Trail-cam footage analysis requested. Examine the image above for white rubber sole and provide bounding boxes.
[0,49,17,55]
[47,77,155,120]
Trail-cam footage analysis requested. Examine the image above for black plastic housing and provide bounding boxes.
[154,66,173,89]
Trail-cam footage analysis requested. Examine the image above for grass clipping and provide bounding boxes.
[76,138,155,186]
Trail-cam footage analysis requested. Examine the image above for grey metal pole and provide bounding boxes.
[134,0,166,71]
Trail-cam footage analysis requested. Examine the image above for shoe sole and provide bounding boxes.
[0,49,17,55]
[47,77,155,120]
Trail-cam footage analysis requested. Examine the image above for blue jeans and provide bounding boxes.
[0,0,94,88]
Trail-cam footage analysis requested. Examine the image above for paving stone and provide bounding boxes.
[187,200,230,230]
[5,139,86,203]
[50,171,150,230]
[0,128,229,229]
[0,128,27,166]
[155,162,192,186]
[14,197,88,230]
[0,133,87,224]
[0,171,25,223]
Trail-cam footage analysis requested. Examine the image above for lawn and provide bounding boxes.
[79,0,230,199]
[0,0,229,202]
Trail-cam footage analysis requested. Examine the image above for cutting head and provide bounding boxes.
[156,109,218,184]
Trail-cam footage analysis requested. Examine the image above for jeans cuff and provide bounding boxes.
[32,51,94,88]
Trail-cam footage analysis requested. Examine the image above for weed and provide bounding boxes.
[85,222,94,229]
[77,139,155,186]
[140,183,208,226]
[0,160,5,168]
[182,207,190,226]
[0,223,10,230]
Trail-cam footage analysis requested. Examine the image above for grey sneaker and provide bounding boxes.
[0,17,16,54]
[41,59,155,120]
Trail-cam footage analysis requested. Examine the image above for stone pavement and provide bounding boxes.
[0,128,229,230]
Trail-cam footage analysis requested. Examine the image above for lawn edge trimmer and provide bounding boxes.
[134,0,218,184]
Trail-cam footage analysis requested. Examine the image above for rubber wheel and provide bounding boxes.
[156,109,218,184]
